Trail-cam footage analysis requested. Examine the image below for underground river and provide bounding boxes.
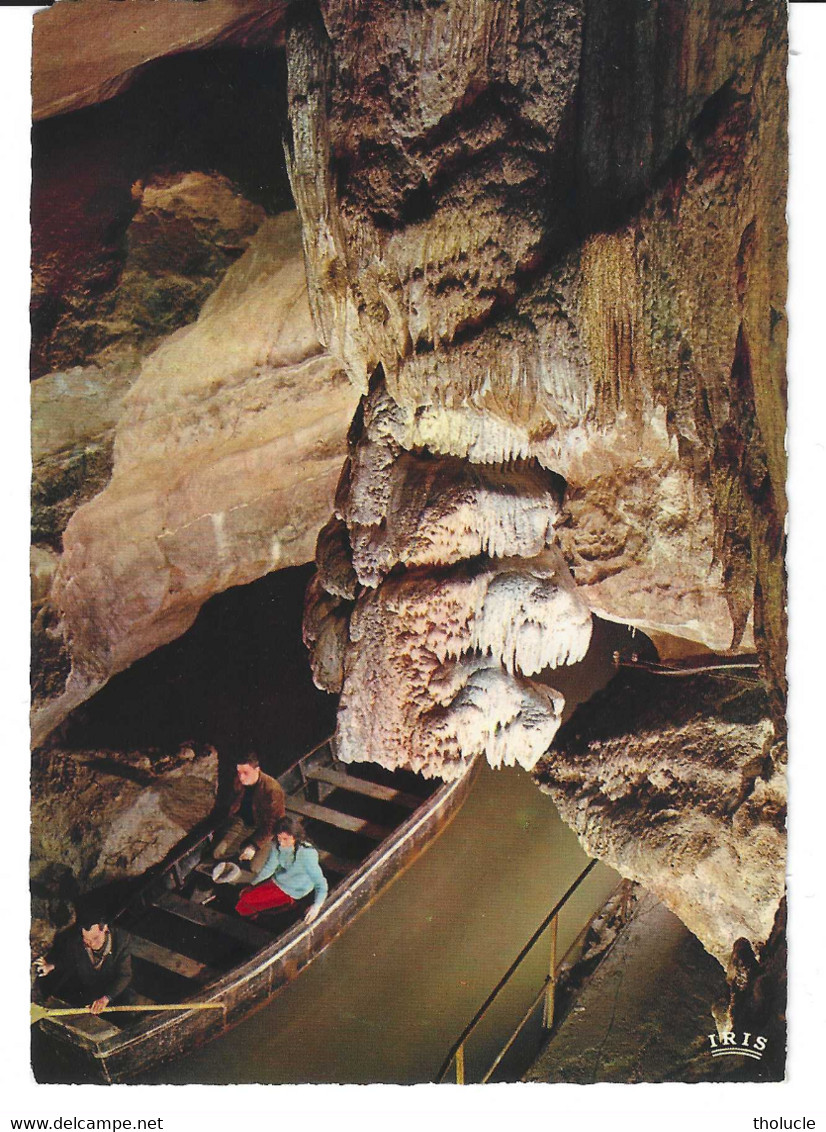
[36,565,641,1084]
[140,760,619,1084]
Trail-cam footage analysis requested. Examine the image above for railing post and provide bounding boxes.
[542,914,559,1031]
[621,878,633,921]
[455,1043,465,1084]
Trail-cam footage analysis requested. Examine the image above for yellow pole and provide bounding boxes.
[543,914,558,1030]
[31,1002,226,1025]
[455,1043,465,1085]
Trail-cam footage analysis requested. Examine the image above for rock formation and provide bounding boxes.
[32,172,266,542]
[30,743,218,955]
[288,0,787,983]
[32,208,359,747]
[292,0,786,763]
[32,0,289,122]
[31,169,274,721]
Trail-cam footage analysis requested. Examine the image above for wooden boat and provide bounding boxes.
[33,737,479,1084]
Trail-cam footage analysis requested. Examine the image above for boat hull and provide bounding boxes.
[34,755,479,1084]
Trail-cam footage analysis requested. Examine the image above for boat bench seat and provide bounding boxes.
[317,850,357,877]
[286,797,391,841]
[153,891,273,951]
[305,766,420,809]
[121,930,219,984]
[40,997,121,1042]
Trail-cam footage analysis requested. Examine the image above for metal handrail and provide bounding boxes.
[615,656,760,678]
[435,858,598,1083]
[478,884,625,1083]
[481,977,551,1084]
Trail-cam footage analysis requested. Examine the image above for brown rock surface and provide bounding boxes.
[31,172,276,732]
[32,355,140,549]
[32,171,267,549]
[294,0,786,785]
[533,670,785,967]
[33,212,359,747]
[30,743,218,952]
[32,166,266,381]
[33,0,288,121]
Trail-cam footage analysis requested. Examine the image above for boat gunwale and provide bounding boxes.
[38,752,479,1065]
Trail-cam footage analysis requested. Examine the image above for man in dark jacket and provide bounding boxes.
[212,753,286,873]
[34,904,133,1015]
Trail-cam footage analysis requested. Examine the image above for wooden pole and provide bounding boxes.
[31,1002,226,1025]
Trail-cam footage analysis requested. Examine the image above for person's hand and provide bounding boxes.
[33,957,54,977]
[238,845,255,863]
[303,905,320,925]
[89,996,110,1015]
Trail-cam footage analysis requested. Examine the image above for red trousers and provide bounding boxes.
[235,880,296,918]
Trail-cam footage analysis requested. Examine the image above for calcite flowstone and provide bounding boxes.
[301,361,590,775]
[338,383,565,587]
[557,414,746,653]
[32,211,360,747]
[290,0,786,730]
[533,671,785,967]
[327,548,592,779]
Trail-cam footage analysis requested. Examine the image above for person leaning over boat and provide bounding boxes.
[211,752,286,874]
[33,900,133,1015]
[235,815,328,925]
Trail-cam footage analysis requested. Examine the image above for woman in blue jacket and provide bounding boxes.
[235,815,328,924]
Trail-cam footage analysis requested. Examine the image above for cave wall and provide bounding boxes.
[291,0,787,777]
[32,43,294,378]
[534,671,785,966]
[30,10,358,746]
[32,207,359,748]
[30,0,787,973]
